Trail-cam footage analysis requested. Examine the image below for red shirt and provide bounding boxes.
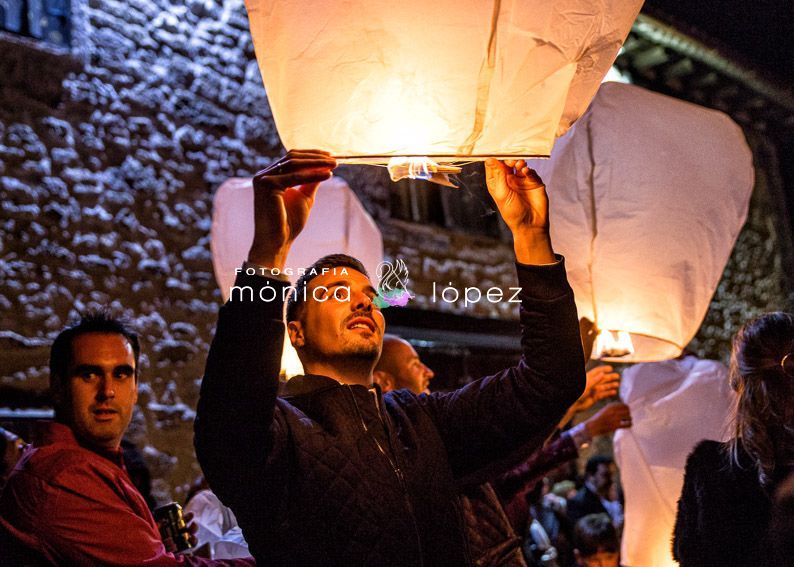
[0,422,254,566]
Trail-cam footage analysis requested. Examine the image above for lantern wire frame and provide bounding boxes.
[335,155,548,164]
[351,155,550,187]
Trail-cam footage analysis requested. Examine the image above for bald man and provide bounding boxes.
[373,334,435,394]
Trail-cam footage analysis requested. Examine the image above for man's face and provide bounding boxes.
[590,463,613,494]
[64,333,138,451]
[383,339,435,394]
[290,268,385,362]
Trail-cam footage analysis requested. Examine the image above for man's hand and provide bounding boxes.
[584,402,632,437]
[184,510,198,548]
[248,149,337,269]
[557,365,621,428]
[572,365,621,413]
[484,158,554,264]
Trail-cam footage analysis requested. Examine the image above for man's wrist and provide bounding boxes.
[569,422,592,449]
[511,227,555,265]
[247,245,289,271]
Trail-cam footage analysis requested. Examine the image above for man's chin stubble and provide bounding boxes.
[342,342,380,361]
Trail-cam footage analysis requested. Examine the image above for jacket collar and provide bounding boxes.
[283,373,379,398]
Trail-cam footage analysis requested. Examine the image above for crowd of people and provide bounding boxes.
[0,151,792,566]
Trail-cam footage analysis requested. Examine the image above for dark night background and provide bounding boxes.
[647,0,794,86]
[644,0,794,246]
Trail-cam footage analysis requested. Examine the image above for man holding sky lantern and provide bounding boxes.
[194,149,586,566]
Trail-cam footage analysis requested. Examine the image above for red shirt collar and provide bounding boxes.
[42,421,126,469]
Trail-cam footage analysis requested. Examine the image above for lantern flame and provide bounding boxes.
[593,329,634,360]
[386,157,461,187]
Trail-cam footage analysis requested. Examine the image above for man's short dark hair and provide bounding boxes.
[286,254,369,322]
[49,310,141,392]
[573,513,618,556]
[584,455,613,477]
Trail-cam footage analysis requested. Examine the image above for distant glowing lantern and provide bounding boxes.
[593,329,634,359]
[529,82,754,362]
[613,356,735,567]
[211,176,384,377]
[244,0,642,182]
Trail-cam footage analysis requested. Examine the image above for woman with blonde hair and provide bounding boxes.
[673,311,794,566]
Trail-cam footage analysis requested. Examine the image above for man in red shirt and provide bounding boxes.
[0,312,254,566]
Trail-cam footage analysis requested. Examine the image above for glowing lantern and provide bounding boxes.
[613,356,735,567]
[529,82,754,362]
[593,329,634,359]
[211,176,384,377]
[244,0,642,175]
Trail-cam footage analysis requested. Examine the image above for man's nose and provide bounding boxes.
[351,290,373,312]
[96,375,115,400]
[423,364,435,379]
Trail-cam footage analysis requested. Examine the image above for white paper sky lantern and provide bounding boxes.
[613,357,735,567]
[211,176,384,377]
[244,0,642,168]
[529,82,754,362]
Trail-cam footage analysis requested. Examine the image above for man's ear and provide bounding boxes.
[373,370,395,393]
[287,320,305,348]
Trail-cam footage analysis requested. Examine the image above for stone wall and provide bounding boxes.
[0,0,282,504]
[0,0,792,504]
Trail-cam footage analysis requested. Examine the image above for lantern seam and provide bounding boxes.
[458,0,501,156]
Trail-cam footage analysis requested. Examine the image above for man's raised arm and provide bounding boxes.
[416,159,586,484]
[194,150,336,508]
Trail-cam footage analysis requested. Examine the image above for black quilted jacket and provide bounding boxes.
[194,260,584,566]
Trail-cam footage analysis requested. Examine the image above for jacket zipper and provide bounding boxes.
[347,386,425,565]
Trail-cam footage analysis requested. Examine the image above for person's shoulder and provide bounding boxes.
[685,439,730,471]
[383,388,431,412]
[384,388,418,403]
[681,439,744,493]
[2,444,109,516]
[22,443,120,486]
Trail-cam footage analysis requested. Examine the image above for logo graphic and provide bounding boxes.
[375,259,413,308]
